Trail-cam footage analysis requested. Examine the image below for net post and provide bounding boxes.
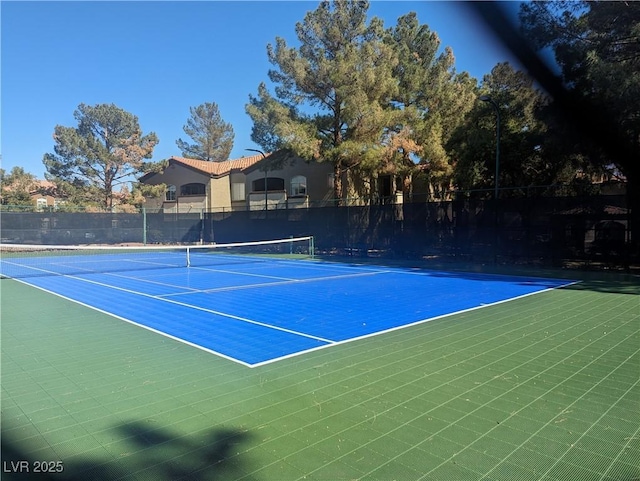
[186,246,191,267]
[310,236,315,259]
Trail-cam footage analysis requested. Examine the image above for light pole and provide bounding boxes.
[245,148,267,211]
[479,95,500,200]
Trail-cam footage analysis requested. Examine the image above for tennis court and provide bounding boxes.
[1,239,574,367]
[1,238,639,480]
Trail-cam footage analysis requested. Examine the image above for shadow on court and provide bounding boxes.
[1,421,255,481]
[320,255,640,296]
[564,277,640,296]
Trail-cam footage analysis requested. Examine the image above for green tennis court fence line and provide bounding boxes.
[1,193,634,270]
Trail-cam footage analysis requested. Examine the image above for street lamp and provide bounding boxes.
[245,148,268,211]
[479,95,500,199]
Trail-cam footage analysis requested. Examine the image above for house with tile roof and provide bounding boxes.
[30,180,63,210]
[0,179,65,211]
[139,151,335,213]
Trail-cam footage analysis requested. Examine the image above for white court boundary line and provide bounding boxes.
[100,265,300,292]
[5,263,336,354]
[8,277,257,368]
[159,270,386,297]
[250,279,581,367]
[0,253,191,280]
[87,261,385,296]
[4,261,579,368]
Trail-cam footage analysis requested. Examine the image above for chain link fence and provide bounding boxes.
[1,194,635,269]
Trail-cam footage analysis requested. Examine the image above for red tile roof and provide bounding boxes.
[169,153,268,176]
[2,179,57,194]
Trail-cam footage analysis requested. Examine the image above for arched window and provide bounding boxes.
[290,175,307,196]
[165,184,176,201]
[180,183,206,196]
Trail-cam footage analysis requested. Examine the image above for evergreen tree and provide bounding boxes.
[520,0,640,237]
[387,13,477,198]
[176,102,234,162]
[449,63,553,195]
[43,103,158,210]
[247,0,398,202]
[247,2,480,202]
[0,166,37,206]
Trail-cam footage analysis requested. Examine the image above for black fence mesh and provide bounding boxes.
[0,212,146,245]
[1,194,634,268]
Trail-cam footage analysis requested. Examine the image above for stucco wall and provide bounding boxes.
[209,177,231,210]
[244,158,334,203]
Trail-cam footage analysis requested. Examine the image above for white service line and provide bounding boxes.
[10,277,256,368]
[8,262,336,345]
[248,280,581,368]
[187,265,299,281]
[99,271,204,292]
[160,270,387,297]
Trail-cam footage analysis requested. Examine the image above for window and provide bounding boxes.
[252,177,284,192]
[36,198,48,210]
[231,182,245,201]
[290,175,307,196]
[180,183,206,196]
[166,184,176,201]
[252,179,264,192]
[327,172,335,188]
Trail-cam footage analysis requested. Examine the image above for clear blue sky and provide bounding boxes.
[1,1,521,179]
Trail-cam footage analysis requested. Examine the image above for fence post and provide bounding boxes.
[199,209,204,245]
[142,207,147,245]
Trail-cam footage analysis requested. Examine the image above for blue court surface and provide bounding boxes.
[6,258,576,367]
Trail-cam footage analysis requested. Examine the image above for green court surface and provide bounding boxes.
[1,265,639,481]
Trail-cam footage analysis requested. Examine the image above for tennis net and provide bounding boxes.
[0,236,315,279]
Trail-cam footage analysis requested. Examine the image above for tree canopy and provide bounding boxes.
[21,1,632,212]
[519,0,639,241]
[246,1,479,201]
[176,102,234,162]
[43,103,158,209]
[449,63,555,194]
[519,0,639,185]
[386,12,477,196]
[0,166,37,206]
[247,0,401,201]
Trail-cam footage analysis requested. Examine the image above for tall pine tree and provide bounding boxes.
[43,103,158,209]
[246,0,398,202]
[176,102,234,162]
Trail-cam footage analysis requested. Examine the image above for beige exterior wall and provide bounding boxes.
[209,177,231,210]
[244,158,334,204]
[150,165,209,188]
[229,172,248,211]
[248,191,287,211]
[142,154,336,212]
[175,195,206,213]
[32,193,57,209]
[143,165,210,212]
